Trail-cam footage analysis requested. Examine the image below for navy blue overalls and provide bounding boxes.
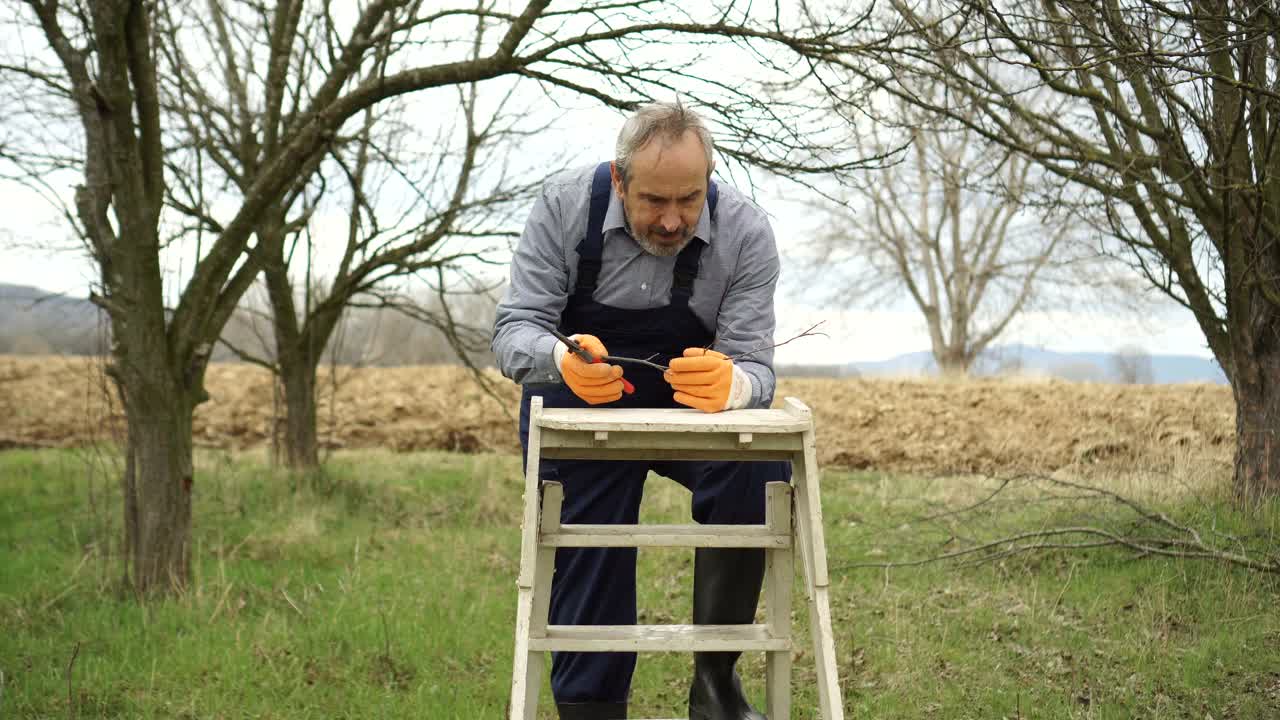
[518,162,792,705]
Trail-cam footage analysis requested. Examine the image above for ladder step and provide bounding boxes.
[542,524,791,548]
[529,624,791,652]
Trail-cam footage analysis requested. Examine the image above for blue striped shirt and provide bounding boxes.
[491,163,781,408]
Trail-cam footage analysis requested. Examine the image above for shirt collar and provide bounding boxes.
[602,190,714,244]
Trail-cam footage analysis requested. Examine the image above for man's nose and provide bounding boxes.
[660,208,681,231]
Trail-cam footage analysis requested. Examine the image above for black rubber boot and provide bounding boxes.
[556,701,628,719]
[688,547,768,720]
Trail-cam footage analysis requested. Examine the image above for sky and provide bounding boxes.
[0,167,1214,366]
[0,3,1217,366]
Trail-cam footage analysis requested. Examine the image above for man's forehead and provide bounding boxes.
[635,185,703,199]
[630,131,707,171]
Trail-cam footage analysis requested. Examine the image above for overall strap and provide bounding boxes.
[573,164,720,303]
[572,162,614,298]
[670,179,717,307]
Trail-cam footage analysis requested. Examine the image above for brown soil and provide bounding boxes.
[0,356,1236,475]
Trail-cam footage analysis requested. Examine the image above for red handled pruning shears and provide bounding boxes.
[550,327,635,394]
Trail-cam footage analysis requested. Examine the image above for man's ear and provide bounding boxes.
[610,161,624,198]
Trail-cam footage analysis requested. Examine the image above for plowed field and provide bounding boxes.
[0,355,1236,476]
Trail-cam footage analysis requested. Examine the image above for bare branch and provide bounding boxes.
[833,472,1280,575]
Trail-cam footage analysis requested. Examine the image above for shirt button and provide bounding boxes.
[641,282,648,290]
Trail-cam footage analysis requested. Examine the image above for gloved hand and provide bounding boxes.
[665,347,738,413]
[559,333,625,405]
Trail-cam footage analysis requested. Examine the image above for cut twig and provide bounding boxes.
[601,355,670,372]
[725,321,829,363]
[596,321,829,372]
[379,608,393,662]
[209,581,234,623]
[66,641,80,720]
[281,588,304,616]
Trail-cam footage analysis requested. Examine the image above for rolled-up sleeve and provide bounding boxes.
[492,185,570,385]
[712,214,780,408]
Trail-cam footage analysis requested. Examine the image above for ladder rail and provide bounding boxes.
[543,522,791,548]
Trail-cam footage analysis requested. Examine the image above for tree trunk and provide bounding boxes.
[278,358,320,470]
[936,347,969,377]
[116,365,196,594]
[1231,347,1280,506]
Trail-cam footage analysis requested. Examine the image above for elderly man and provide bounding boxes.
[492,101,789,720]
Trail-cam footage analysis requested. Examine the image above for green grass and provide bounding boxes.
[1,448,1278,719]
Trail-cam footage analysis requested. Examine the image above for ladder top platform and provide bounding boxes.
[536,398,813,435]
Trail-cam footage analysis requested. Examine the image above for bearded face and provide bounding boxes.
[612,130,708,257]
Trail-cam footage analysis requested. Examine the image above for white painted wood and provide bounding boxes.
[512,481,559,718]
[782,396,810,418]
[791,437,817,597]
[542,447,797,462]
[530,624,791,652]
[509,587,541,720]
[791,413,843,720]
[543,523,790,548]
[765,482,794,720]
[809,585,843,720]
[510,396,545,720]
[539,430,802,454]
[766,632,795,720]
[510,396,843,719]
[538,406,811,434]
[799,426,830,586]
[532,482,562,637]
[516,396,544,589]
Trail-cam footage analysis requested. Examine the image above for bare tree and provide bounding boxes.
[829,0,1280,504]
[168,0,529,469]
[812,91,1129,375]
[0,0,881,593]
[321,286,501,368]
[1112,345,1154,385]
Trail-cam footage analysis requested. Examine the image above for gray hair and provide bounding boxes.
[615,102,715,185]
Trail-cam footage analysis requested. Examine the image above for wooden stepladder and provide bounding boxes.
[510,396,843,720]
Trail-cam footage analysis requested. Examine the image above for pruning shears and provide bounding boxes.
[550,327,636,394]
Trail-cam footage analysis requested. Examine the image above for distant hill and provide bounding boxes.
[0,282,498,367]
[779,343,1227,384]
[0,283,105,355]
[3,283,1229,384]
[970,344,1227,384]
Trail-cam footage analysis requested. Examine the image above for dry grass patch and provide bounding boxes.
[0,356,1236,481]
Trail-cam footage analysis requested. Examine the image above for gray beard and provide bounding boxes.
[625,216,693,257]
[636,233,692,257]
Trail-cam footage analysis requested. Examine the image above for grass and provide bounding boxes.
[0,447,1277,719]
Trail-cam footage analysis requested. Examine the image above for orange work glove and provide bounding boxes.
[560,334,625,405]
[665,347,734,413]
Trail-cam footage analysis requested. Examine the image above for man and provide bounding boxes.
[492,101,789,720]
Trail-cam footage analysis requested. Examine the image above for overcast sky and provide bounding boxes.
[0,8,1214,365]
[0,166,1213,366]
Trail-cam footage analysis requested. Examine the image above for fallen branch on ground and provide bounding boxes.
[833,473,1280,575]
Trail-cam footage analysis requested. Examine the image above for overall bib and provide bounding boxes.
[518,163,791,705]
